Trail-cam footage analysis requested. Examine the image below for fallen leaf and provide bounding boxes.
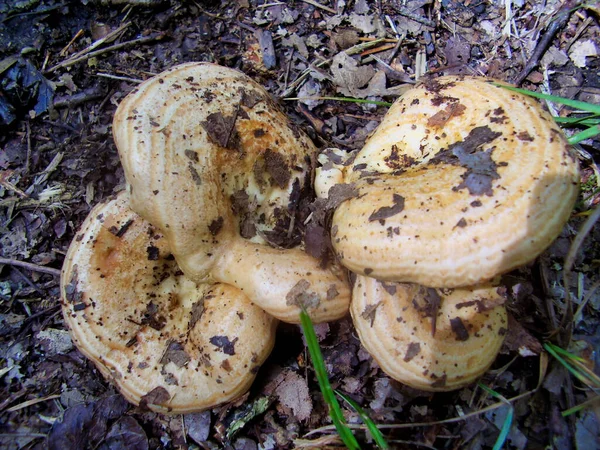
[275,370,313,422]
[96,416,149,450]
[330,52,376,97]
[569,39,598,68]
[185,411,212,445]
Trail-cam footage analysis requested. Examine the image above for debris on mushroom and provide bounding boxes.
[351,276,507,391]
[113,62,350,323]
[316,76,580,288]
[61,193,276,413]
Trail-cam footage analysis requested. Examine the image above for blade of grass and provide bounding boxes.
[335,390,389,449]
[553,115,600,126]
[478,383,513,450]
[493,83,600,114]
[544,342,587,383]
[299,309,361,450]
[561,395,600,417]
[544,343,600,387]
[567,124,600,145]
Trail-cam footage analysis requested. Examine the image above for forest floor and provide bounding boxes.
[0,0,599,449]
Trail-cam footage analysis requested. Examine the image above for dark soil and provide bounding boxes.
[1,1,599,449]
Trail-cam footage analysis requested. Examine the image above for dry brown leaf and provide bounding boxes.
[275,370,313,422]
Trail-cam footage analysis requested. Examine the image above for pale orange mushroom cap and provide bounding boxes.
[113,62,350,323]
[317,76,580,288]
[351,275,507,391]
[61,193,276,413]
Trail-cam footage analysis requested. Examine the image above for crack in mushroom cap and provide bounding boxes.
[113,63,350,323]
[317,76,580,288]
[351,275,507,391]
[60,193,276,413]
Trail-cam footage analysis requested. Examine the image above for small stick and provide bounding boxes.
[6,395,62,413]
[391,5,436,28]
[25,121,32,175]
[512,0,577,85]
[301,0,336,15]
[47,22,132,73]
[358,37,400,43]
[360,43,398,57]
[0,258,62,277]
[48,33,165,73]
[283,48,295,92]
[0,171,28,198]
[95,72,144,83]
[53,88,105,108]
[59,29,84,57]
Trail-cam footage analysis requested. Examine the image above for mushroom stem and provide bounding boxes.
[212,238,351,323]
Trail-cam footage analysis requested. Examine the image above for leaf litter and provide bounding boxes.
[0,0,598,448]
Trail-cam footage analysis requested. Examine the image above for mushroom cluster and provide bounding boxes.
[316,76,579,390]
[61,63,351,413]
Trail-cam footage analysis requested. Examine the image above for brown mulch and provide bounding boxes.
[1,0,599,449]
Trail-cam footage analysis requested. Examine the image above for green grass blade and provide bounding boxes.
[335,390,390,449]
[561,395,600,417]
[544,343,587,383]
[567,125,600,145]
[300,309,361,450]
[544,343,600,386]
[493,83,600,114]
[553,115,600,126]
[479,383,513,450]
[546,342,587,362]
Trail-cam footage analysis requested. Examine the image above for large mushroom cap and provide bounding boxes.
[351,276,507,391]
[318,76,579,287]
[113,62,350,323]
[113,62,315,280]
[61,193,276,413]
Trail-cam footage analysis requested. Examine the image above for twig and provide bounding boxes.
[53,88,105,108]
[6,395,62,413]
[257,2,286,8]
[0,170,28,198]
[12,267,45,295]
[95,72,144,83]
[512,0,578,85]
[0,5,61,23]
[283,48,295,93]
[390,4,436,28]
[0,258,62,277]
[360,43,398,57]
[301,0,336,14]
[47,32,165,73]
[0,389,28,413]
[48,22,132,73]
[59,29,84,57]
